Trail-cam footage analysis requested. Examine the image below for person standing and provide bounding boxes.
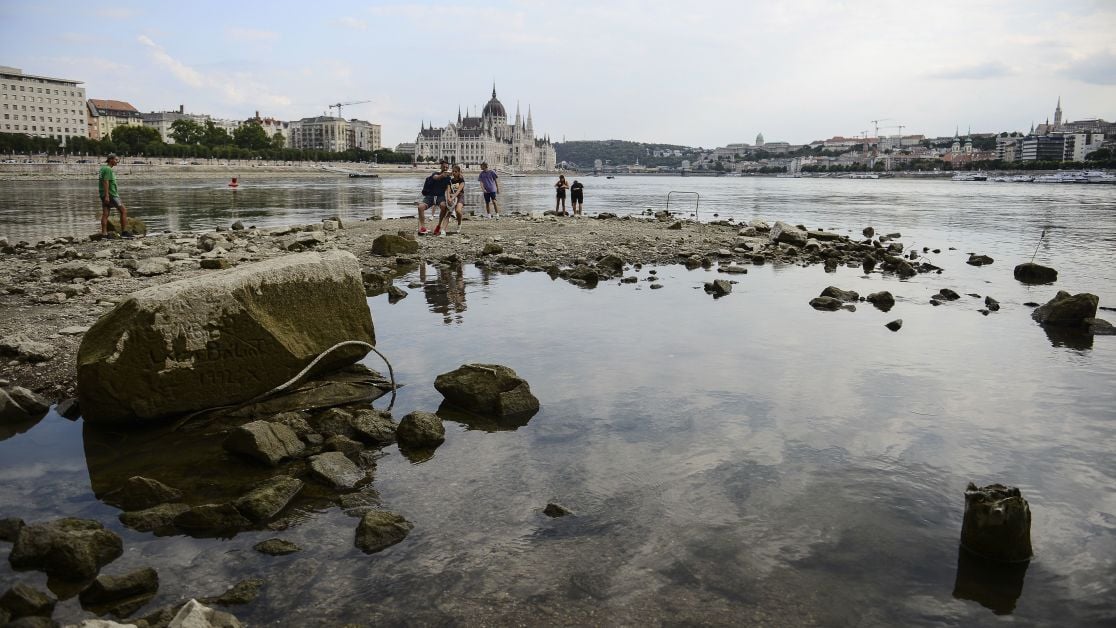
[417,159,452,235]
[436,164,465,236]
[478,161,500,219]
[554,174,569,215]
[98,153,131,238]
[570,179,584,217]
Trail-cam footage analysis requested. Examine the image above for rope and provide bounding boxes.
[172,340,396,430]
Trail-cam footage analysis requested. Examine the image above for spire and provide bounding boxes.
[492,82,497,99]
[1054,96,1063,126]
[457,106,461,124]
[527,105,533,129]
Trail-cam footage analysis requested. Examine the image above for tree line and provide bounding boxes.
[0,119,411,164]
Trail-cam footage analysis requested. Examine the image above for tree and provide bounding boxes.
[234,122,271,150]
[170,119,205,145]
[1086,148,1112,161]
[202,121,232,147]
[270,133,287,150]
[110,125,162,155]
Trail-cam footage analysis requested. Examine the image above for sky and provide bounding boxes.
[1,0,1114,148]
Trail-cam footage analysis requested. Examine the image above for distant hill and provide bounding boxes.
[554,140,699,168]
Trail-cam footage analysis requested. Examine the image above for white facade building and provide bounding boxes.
[288,116,381,152]
[0,66,88,145]
[414,87,556,172]
[142,106,241,143]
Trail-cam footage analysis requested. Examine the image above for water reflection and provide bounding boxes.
[952,548,1029,615]
[421,262,467,324]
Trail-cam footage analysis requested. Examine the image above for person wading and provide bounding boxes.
[98,154,132,238]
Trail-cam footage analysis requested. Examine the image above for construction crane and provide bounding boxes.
[328,100,372,119]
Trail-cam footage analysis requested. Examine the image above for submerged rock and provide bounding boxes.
[232,476,303,523]
[78,567,159,617]
[1031,291,1099,327]
[173,504,252,536]
[9,518,123,581]
[705,279,732,297]
[103,476,183,511]
[866,291,895,312]
[543,503,573,518]
[118,503,190,534]
[223,421,305,466]
[820,286,859,302]
[77,250,374,424]
[253,538,301,556]
[200,577,263,606]
[967,254,994,266]
[396,412,445,449]
[354,510,413,554]
[960,483,1033,563]
[434,364,540,418]
[167,599,243,628]
[885,319,903,332]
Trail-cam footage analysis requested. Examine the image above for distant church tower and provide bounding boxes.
[1053,96,1063,128]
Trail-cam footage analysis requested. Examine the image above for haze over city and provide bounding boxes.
[1,0,1114,147]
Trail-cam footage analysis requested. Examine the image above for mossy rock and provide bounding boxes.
[107,217,148,236]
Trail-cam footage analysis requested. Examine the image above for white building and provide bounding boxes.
[414,86,556,172]
[246,111,290,147]
[287,116,381,152]
[0,65,88,145]
[142,106,241,143]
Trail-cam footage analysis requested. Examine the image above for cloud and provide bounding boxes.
[336,16,367,30]
[1063,50,1116,85]
[225,26,279,43]
[926,61,1015,80]
[138,35,203,87]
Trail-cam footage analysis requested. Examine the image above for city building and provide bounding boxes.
[245,111,290,147]
[1020,135,1066,161]
[0,65,88,145]
[394,142,415,156]
[87,99,143,141]
[287,116,381,152]
[413,86,556,172]
[142,105,241,143]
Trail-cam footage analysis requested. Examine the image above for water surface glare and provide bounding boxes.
[1,259,1114,625]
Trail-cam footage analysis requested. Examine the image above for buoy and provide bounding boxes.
[229,177,239,188]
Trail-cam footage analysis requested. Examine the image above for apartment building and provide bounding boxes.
[142,105,241,143]
[289,116,381,152]
[87,99,143,141]
[0,65,88,145]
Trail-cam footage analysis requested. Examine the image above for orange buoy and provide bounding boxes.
[229,177,239,188]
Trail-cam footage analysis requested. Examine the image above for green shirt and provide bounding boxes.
[98,164,118,198]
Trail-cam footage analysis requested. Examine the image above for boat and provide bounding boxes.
[951,172,987,182]
[848,173,879,180]
[606,175,615,179]
[348,173,379,178]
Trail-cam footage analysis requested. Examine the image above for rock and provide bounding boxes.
[705,279,732,296]
[58,326,90,336]
[0,583,55,619]
[55,398,81,419]
[103,476,184,511]
[596,254,624,278]
[232,476,303,522]
[720,265,748,274]
[386,285,407,301]
[543,503,572,518]
[434,364,540,418]
[200,258,231,270]
[985,296,1000,312]
[667,221,682,230]
[168,599,243,628]
[307,407,357,438]
[118,503,190,533]
[770,221,808,246]
[480,242,503,256]
[133,257,171,276]
[6,387,50,416]
[1013,262,1058,284]
[199,578,263,606]
[820,286,859,302]
[9,517,123,580]
[0,389,35,424]
[78,567,159,614]
[496,255,527,266]
[1031,291,1098,326]
[354,510,413,554]
[77,250,374,424]
[937,288,961,301]
[107,217,146,236]
[0,335,56,363]
[862,227,874,238]
[960,483,1032,563]
[1086,318,1116,335]
[308,452,364,489]
[325,434,364,456]
[967,254,994,266]
[807,229,841,242]
[803,238,822,253]
[396,412,445,448]
[0,517,25,542]
[809,296,844,311]
[885,319,903,332]
[253,538,300,556]
[223,421,305,466]
[866,291,895,312]
[349,409,397,445]
[231,220,245,231]
[173,504,252,536]
[52,262,109,281]
[321,219,339,232]
[370,234,418,256]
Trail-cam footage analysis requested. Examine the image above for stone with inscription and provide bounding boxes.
[76,250,375,424]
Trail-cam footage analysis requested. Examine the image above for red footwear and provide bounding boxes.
[432,226,441,236]
[418,227,428,235]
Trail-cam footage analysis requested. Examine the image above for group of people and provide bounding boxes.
[416,162,586,234]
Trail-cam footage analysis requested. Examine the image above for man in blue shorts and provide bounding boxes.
[98,153,132,238]
[417,159,452,235]
[478,161,500,219]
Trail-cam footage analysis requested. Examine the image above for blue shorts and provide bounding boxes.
[422,194,446,206]
[483,191,498,203]
[101,196,123,209]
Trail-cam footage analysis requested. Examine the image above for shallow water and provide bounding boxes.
[1,176,1115,625]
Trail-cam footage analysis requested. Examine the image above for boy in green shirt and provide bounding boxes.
[98,153,131,238]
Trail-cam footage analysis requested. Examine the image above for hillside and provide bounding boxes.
[554,140,699,168]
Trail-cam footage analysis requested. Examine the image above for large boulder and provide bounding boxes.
[1031,291,1098,326]
[9,518,123,581]
[960,483,1032,563]
[370,234,418,256]
[769,221,808,247]
[434,364,540,418]
[77,250,374,424]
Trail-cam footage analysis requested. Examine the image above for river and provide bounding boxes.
[0,175,1114,625]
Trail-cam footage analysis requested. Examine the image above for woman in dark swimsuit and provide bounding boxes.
[554,174,569,215]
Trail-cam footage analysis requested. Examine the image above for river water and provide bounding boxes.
[1,175,1114,625]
